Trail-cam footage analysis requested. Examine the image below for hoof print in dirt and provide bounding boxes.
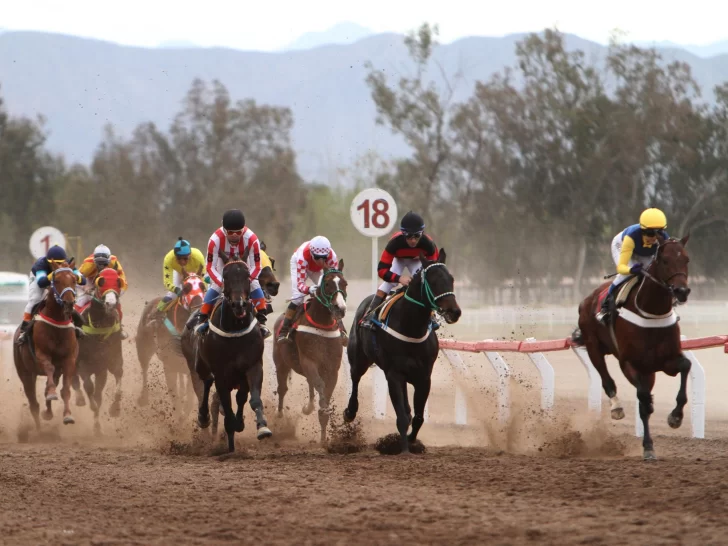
[374,433,426,455]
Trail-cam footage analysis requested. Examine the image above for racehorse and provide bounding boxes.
[344,250,461,453]
[573,234,691,460]
[13,263,82,434]
[272,262,347,443]
[136,271,206,412]
[71,268,125,433]
[181,251,272,452]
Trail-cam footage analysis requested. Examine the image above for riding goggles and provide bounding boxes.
[403,231,423,240]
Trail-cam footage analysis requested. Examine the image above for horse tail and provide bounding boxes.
[136,300,159,367]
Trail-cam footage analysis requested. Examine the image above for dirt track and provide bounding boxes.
[2,288,728,545]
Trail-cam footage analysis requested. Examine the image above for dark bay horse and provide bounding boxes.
[573,235,691,460]
[344,250,461,453]
[272,261,347,443]
[13,264,81,433]
[181,251,272,452]
[136,271,206,411]
[72,268,125,432]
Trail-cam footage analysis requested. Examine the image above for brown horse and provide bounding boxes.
[573,235,691,460]
[72,268,125,433]
[272,262,347,443]
[13,264,81,435]
[136,271,206,411]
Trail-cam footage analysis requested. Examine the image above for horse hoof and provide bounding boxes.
[343,408,356,423]
[46,393,59,402]
[42,411,53,421]
[611,408,625,420]
[667,413,683,429]
[63,415,75,425]
[302,405,314,416]
[643,450,657,461]
[257,426,273,440]
[75,396,86,407]
[197,414,211,429]
[137,394,149,407]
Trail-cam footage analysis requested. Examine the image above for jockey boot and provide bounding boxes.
[185,312,202,331]
[360,292,385,330]
[337,318,349,347]
[276,304,298,343]
[15,320,30,346]
[256,311,271,339]
[596,287,616,325]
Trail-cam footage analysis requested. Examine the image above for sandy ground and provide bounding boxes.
[2,282,728,545]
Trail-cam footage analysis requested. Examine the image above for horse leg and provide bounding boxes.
[93,369,108,433]
[246,362,272,440]
[82,372,98,415]
[386,370,411,454]
[197,378,213,429]
[138,353,150,407]
[276,362,291,415]
[317,370,338,445]
[211,391,221,438]
[636,373,657,460]
[72,372,86,407]
[39,355,58,402]
[408,377,431,443]
[108,357,123,418]
[163,362,179,411]
[216,386,237,452]
[302,382,315,416]
[60,361,75,425]
[585,342,624,420]
[402,379,412,427]
[20,374,41,431]
[235,387,248,433]
[667,355,692,429]
[343,342,371,423]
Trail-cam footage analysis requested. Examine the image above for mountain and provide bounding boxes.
[634,39,728,58]
[157,40,201,49]
[1,30,728,183]
[283,22,374,51]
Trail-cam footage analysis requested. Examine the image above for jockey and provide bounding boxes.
[156,237,206,315]
[16,245,86,345]
[276,235,347,343]
[78,244,129,338]
[360,211,440,331]
[596,208,670,324]
[186,209,270,338]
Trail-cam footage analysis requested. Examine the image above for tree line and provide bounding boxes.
[1,25,727,301]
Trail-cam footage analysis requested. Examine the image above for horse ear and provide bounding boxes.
[338,258,344,271]
[419,250,432,267]
[680,233,690,247]
[438,248,447,264]
[270,258,276,271]
[182,282,192,294]
[219,250,230,264]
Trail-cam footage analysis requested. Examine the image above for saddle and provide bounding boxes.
[597,275,640,314]
[377,291,405,322]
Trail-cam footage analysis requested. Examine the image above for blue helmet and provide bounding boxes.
[174,237,192,257]
[46,245,67,262]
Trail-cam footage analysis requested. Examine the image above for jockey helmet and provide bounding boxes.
[309,236,331,259]
[93,244,111,268]
[46,245,67,262]
[174,237,192,257]
[222,209,245,231]
[639,208,667,230]
[400,211,425,235]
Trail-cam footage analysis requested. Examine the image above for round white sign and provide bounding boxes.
[350,188,398,238]
[29,226,66,259]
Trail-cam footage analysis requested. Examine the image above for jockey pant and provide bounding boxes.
[378,257,422,294]
[609,233,653,289]
[202,283,266,316]
[289,254,323,306]
[25,273,45,315]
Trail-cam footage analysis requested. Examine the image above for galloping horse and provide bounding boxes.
[344,250,461,453]
[272,262,347,443]
[181,251,272,452]
[13,263,82,433]
[72,268,125,432]
[573,234,691,460]
[136,271,206,411]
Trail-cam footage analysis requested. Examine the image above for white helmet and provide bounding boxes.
[309,236,331,257]
[93,244,111,267]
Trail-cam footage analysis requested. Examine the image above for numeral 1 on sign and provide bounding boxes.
[356,198,390,229]
[41,234,51,253]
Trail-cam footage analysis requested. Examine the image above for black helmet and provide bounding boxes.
[222,209,245,231]
[400,211,425,233]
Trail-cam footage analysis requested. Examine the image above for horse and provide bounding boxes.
[13,263,82,434]
[71,268,125,433]
[272,261,347,443]
[136,271,206,412]
[181,251,272,452]
[344,250,461,453]
[572,234,691,460]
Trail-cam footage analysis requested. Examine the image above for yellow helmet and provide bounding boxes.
[639,208,667,230]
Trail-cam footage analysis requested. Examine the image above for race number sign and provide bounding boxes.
[349,188,398,238]
[29,226,66,259]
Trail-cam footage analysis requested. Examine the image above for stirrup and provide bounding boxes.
[259,325,271,339]
[15,332,26,346]
[194,321,209,334]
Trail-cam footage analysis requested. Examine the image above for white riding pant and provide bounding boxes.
[25,274,46,314]
[610,233,653,287]
[289,254,322,306]
[378,257,422,294]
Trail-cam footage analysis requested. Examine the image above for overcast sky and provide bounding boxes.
[3,0,724,51]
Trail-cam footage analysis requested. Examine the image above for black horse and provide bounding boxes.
[181,251,272,452]
[344,250,461,453]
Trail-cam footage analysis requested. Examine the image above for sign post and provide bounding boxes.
[29,226,66,259]
[350,188,398,421]
[349,188,398,294]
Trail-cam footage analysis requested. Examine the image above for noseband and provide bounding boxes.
[404,263,455,313]
[50,267,77,306]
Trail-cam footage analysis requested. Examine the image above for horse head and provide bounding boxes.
[180,272,206,311]
[316,259,347,320]
[411,248,462,324]
[95,268,122,317]
[219,250,252,319]
[651,234,691,303]
[49,263,79,319]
